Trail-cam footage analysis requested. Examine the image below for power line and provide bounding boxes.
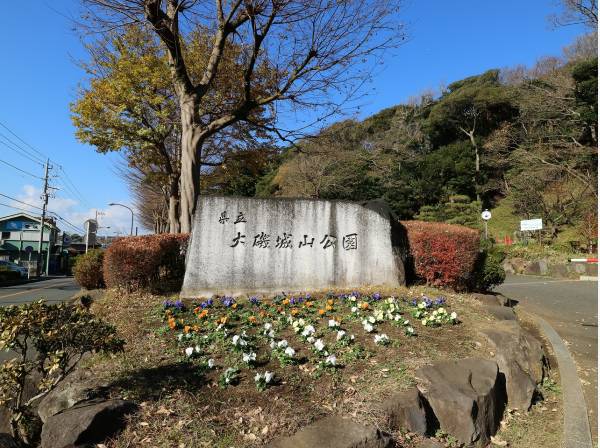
[0,193,44,212]
[49,213,85,234]
[0,200,84,234]
[56,165,93,208]
[0,132,45,165]
[0,158,42,180]
[0,120,49,161]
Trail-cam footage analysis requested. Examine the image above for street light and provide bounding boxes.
[108,203,134,236]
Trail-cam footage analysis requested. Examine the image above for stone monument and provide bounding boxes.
[181,196,407,297]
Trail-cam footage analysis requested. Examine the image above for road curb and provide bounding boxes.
[534,316,593,448]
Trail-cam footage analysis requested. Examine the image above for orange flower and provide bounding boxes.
[232,303,238,309]
[318,309,326,315]
[327,299,334,306]
[248,316,257,324]
[291,308,299,316]
[282,299,290,306]
[325,305,333,312]
[168,317,176,329]
[305,301,313,308]
[259,311,267,318]
[218,316,228,325]
[184,325,191,334]
[360,302,369,310]
[192,325,200,332]
[197,309,208,319]
[193,306,201,314]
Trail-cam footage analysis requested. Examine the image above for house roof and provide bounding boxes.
[0,212,58,229]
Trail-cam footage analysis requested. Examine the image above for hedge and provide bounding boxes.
[73,249,105,289]
[402,220,480,290]
[103,233,189,292]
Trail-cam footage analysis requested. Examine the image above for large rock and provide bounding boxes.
[484,305,516,321]
[267,416,393,448]
[40,399,137,448]
[481,323,545,410]
[472,293,508,307]
[415,359,504,447]
[181,197,407,297]
[380,387,427,434]
[38,370,108,423]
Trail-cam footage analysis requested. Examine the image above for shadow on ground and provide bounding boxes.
[106,363,206,400]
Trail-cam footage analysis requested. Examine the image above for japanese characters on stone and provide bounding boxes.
[219,210,358,251]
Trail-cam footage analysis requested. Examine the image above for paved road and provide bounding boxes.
[0,277,79,307]
[496,274,598,442]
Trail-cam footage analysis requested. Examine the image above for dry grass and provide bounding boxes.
[83,286,561,447]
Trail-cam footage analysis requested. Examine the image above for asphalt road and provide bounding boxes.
[496,274,598,442]
[0,277,79,307]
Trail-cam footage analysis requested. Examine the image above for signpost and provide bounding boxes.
[481,209,491,239]
[520,218,543,245]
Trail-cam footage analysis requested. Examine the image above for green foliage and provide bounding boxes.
[572,57,598,144]
[416,196,482,229]
[0,301,124,444]
[73,249,105,289]
[469,246,506,291]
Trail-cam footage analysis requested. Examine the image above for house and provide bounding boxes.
[0,212,61,273]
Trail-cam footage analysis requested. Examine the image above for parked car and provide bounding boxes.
[0,260,28,278]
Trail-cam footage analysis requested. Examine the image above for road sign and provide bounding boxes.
[520,218,543,231]
[481,210,492,221]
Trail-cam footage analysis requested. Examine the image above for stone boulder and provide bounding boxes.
[38,370,108,423]
[415,358,504,447]
[380,387,427,434]
[480,323,545,410]
[267,416,393,448]
[40,399,137,448]
[484,305,516,321]
[472,293,509,307]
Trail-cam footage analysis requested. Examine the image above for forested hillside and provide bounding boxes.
[206,34,597,250]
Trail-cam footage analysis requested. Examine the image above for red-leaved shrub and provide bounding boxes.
[402,221,480,290]
[103,233,189,292]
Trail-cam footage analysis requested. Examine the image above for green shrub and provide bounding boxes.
[470,247,506,291]
[0,301,124,445]
[73,249,105,289]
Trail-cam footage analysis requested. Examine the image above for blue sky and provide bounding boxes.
[0,0,588,234]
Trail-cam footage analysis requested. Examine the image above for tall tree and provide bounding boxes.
[81,0,403,232]
[72,25,271,232]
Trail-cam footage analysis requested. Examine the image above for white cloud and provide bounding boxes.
[12,185,138,236]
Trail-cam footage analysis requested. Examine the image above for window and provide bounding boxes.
[1,232,10,239]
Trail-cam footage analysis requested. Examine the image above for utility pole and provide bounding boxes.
[36,159,50,276]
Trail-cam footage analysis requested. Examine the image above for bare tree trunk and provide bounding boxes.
[179,97,203,233]
[168,175,180,233]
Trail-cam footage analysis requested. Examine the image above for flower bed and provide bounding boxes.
[161,291,459,391]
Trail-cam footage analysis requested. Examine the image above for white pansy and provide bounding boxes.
[254,372,262,382]
[269,340,276,349]
[336,330,346,341]
[328,319,340,328]
[264,371,274,383]
[421,319,427,325]
[348,295,357,302]
[177,333,184,341]
[185,347,194,357]
[314,339,325,352]
[325,354,337,366]
[207,358,215,368]
[451,312,458,320]
[307,336,315,343]
[351,306,358,313]
[264,322,273,331]
[368,315,376,324]
[277,339,289,348]
[243,352,257,363]
[195,345,201,353]
[284,346,296,357]
[363,322,374,332]
[406,327,415,334]
[374,334,390,345]
[403,320,410,325]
